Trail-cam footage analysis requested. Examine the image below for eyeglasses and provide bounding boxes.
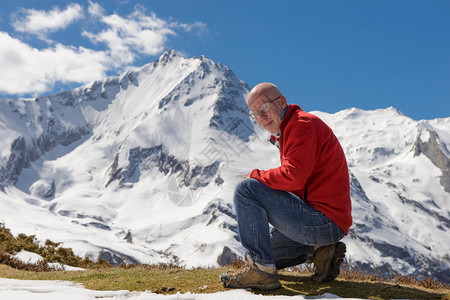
[249,96,281,119]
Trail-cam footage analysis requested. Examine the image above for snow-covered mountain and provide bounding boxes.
[0,50,448,283]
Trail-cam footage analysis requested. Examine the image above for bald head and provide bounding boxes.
[247,82,282,105]
[246,82,288,134]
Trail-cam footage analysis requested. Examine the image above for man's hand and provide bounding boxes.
[243,174,250,178]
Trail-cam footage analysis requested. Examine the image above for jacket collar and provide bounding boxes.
[280,104,301,132]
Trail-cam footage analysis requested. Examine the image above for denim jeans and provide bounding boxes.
[233,178,345,268]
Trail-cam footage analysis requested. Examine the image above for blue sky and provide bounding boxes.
[0,0,449,120]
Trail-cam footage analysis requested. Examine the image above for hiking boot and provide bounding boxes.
[326,242,346,281]
[220,255,281,290]
[310,242,346,283]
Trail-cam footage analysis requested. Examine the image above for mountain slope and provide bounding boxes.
[0,50,448,282]
[313,108,449,282]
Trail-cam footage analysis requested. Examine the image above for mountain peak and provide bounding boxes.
[152,49,183,68]
[384,106,404,116]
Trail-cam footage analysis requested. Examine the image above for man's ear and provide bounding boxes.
[280,95,288,108]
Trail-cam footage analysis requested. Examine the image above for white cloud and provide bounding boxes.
[12,4,84,40]
[0,32,108,95]
[87,0,104,18]
[82,6,177,66]
[173,21,208,37]
[1,2,207,96]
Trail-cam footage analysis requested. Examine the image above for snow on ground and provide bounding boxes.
[0,278,362,299]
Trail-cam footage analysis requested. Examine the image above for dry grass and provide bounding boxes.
[338,262,450,291]
[1,262,448,299]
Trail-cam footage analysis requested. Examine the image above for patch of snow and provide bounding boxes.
[13,250,86,271]
[0,278,361,299]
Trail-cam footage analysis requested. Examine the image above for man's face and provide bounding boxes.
[247,95,286,134]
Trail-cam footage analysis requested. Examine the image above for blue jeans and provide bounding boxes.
[233,178,345,268]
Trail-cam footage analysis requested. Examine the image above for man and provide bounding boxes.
[220,82,352,290]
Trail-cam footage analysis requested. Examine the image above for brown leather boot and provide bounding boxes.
[220,255,281,290]
[311,242,346,283]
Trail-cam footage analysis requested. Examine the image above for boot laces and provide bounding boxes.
[224,261,253,287]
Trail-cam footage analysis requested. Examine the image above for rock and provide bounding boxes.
[217,246,238,266]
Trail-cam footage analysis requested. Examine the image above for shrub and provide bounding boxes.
[0,222,109,270]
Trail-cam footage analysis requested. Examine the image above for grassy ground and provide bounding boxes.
[1,225,448,299]
[0,263,449,299]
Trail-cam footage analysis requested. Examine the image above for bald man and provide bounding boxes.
[221,83,352,290]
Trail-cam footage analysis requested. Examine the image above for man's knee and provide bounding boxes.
[234,178,260,196]
[233,178,259,206]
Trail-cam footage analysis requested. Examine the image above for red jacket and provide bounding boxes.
[250,104,352,234]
